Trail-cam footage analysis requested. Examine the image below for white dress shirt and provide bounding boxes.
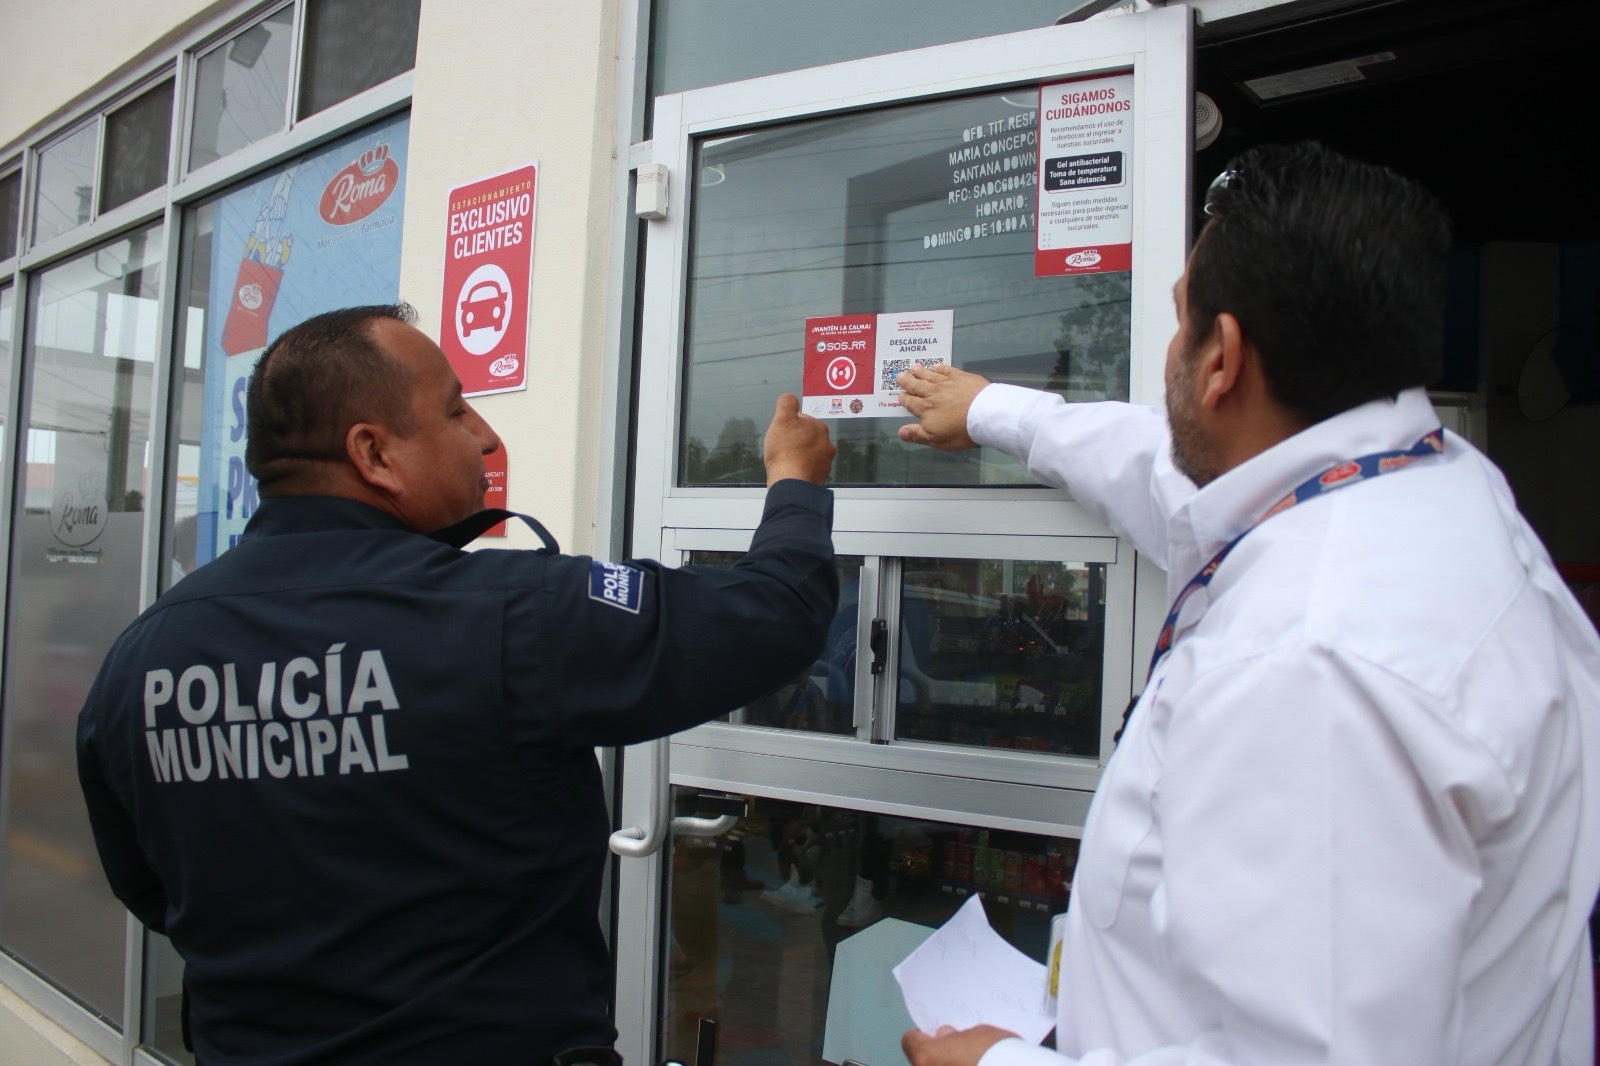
[968,385,1600,1066]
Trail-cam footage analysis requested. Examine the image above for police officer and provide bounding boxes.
[77,303,839,1065]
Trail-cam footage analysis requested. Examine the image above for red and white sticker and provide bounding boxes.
[801,310,953,419]
[1035,73,1134,277]
[440,164,537,397]
[481,443,508,537]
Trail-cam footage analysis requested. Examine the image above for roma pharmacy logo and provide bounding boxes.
[237,282,264,310]
[1065,249,1103,268]
[319,143,399,226]
[51,473,109,549]
[1319,461,1363,487]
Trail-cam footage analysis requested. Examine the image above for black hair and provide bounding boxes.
[244,303,419,489]
[1188,142,1451,424]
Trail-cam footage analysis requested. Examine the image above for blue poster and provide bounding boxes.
[195,113,410,565]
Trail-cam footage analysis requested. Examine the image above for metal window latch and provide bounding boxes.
[869,617,888,675]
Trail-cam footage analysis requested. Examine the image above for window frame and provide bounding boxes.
[182,1,299,176]
[0,0,419,1058]
[634,16,1191,547]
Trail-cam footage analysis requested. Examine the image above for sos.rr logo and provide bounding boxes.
[804,315,874,398]
[825,356,857,390]
[320,143,399,225]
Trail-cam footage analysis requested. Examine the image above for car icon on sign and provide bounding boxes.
[459,281,508,336]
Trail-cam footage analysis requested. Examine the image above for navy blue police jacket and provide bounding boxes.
[76,479,836,1065]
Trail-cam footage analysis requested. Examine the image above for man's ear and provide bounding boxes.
[1197,311,1249,411]
[346,422,403,495]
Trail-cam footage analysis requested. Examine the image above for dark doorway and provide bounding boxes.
[1194,0,1600,568]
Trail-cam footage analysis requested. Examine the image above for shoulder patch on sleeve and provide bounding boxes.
[589,560,644,614]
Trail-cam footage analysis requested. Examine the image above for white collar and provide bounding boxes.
[1177,387,1442,565]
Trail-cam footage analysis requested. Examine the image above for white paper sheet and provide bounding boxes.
[891,894,1056,1044]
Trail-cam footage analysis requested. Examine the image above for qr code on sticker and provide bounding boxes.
[879,357,943,393]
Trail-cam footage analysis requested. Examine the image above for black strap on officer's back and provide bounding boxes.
[426,508,560,553]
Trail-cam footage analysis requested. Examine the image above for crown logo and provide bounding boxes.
[358,143,390,175]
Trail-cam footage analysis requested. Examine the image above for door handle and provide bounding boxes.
[671,813,739,837]
[609,739,671,857]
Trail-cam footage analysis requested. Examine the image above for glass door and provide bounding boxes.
[617,9,1192,1064]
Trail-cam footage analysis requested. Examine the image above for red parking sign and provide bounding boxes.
[440,164,537,396]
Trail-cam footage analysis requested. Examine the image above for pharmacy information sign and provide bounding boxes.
[801,310,953,419]
[441,163,537,396]
[1035,73,1134,277]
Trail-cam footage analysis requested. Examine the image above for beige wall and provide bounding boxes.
[399,0,621,556]
[0,0,227,150]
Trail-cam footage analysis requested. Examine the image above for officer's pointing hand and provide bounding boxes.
[896,363,989,452]
[763,393,836,487]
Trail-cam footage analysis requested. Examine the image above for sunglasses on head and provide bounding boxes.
[1203,168,1241,216]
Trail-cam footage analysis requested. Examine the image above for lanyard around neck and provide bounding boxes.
[1145,427,1445,680]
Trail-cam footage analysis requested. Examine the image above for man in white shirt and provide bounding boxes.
[896,142,1600,1066]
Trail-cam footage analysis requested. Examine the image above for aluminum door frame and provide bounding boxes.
[614,9,1193,1063]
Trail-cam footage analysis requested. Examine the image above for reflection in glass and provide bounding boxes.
[664,790,1076,1064]
[101,80,174,211]
[0,224,164,1022]
[33,124,97,244]
[680,90,1129,487]
[1,168,20,257]
[189,7,294,171]
[165,200,214,590]
[653,0,1074,97]
[298,0,421,118]
[897,557,1104,758]
[1,284,13,459]
[691,553,862,736]
[145,935,192,1063]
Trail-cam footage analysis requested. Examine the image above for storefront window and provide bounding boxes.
[165,113,411,584]
[652,0,1084,97]
[663,790,1074,1065]
[101,80,174,212]
[33,124,97,245]
[694,554,864,736]
[297,0,421,118]
[1,168,20,257]
[896,557,1105,757]
[189,7,294,171]
[679,88,1130,488]
[1,283,13,460]
[0,224,164,1023]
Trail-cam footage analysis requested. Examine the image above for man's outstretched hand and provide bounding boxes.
[763,393,836,486]
[896,363,990,452]
[902,1024,1017,1066]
